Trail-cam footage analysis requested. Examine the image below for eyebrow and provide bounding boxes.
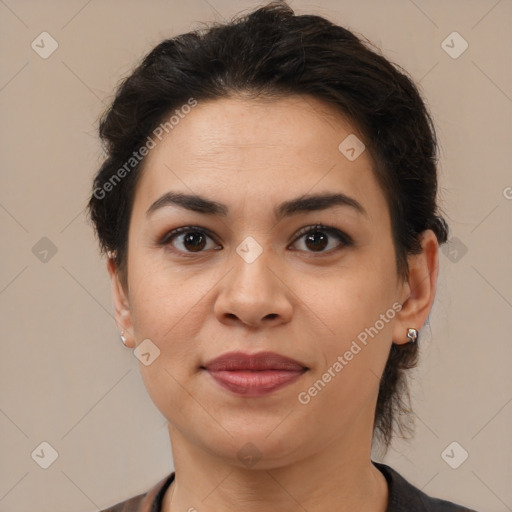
[146,190,368,221]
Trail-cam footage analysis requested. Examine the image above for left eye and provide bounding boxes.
[291,225,351,253]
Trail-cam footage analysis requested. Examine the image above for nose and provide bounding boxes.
[213,246,293,328]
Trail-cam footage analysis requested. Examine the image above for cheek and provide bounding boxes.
[128,255,203,337]
[127,265,206,420]
[311,255,397,343]
[303,246,398,391]
[295,275,396,438]
[126,265,204,411]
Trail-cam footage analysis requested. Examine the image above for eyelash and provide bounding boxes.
[158,224,353,257]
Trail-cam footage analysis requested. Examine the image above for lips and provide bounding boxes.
[203,351,307,371]
[202,351,308,397]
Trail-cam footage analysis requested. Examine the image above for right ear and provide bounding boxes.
[107,255,135,348]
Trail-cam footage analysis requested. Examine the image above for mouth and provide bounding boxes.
[202,351,309,397]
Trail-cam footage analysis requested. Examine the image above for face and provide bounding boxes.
[110,95,431,468]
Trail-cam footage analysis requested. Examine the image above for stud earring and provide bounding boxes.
[120,331,128,346]
[406,328,418,343]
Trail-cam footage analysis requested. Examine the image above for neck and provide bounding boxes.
[161,408,388,512]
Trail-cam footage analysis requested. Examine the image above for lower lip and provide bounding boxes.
[206,369,306,397]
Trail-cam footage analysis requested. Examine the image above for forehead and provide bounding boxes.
[152,94,359,159]
[132,95,385,222]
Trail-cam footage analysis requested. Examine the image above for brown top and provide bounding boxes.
[99,461,479,512]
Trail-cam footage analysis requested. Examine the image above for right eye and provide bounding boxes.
[159,226,221,255]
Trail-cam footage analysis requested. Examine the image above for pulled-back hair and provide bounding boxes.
[88,1,448,453]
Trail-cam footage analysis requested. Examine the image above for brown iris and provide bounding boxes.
[304,231,328,252]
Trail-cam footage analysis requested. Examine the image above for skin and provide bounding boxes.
[108,95,439,512]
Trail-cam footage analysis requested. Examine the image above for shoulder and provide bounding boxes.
[99,472,175,512]
[373,462,479,512]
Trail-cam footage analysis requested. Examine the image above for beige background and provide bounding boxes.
[1,0,511,510]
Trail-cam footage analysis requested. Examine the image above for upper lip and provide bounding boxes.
[203,351,308,371]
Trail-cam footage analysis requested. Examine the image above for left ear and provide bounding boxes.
[392,229,440,345]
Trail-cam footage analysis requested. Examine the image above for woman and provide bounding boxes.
[88,2,478,511]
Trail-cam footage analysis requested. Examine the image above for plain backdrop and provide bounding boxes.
[1,1,511,511]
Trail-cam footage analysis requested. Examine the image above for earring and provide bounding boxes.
[406,328,418,343]
[120,331,128,346]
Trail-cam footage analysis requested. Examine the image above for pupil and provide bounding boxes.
[184,232,206,251]
[306,231,327,251]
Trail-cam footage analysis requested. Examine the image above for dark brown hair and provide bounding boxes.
[88,1,448,453]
